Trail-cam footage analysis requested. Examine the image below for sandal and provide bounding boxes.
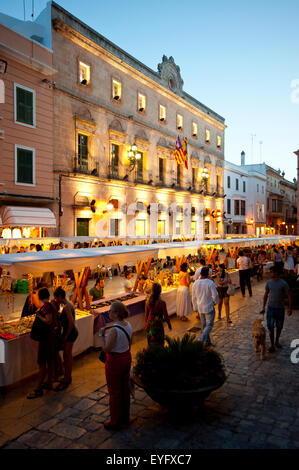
[55,379,72,391]
[27,389,43,399]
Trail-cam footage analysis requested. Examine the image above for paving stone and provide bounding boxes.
[4,441,29,449]
[89,402,108,415]
[55,407,75,420]
[82,417,103,431]
[87,390,107,401]
[42,436,73,449]
[16,430,55,449]
[78,430,112,449]
[73,398,95,411]
[50,423,86,440]
[37,418,60,432]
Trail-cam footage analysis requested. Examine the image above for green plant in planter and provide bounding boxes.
[134,333,226,391]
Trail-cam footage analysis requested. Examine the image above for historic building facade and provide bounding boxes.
[224,152,266,236]
[241,161,297,235]
[51,3,226,239]
[0,7,57,239]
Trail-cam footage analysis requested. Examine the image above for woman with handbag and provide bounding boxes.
[53,287,78,391]
[99,301,132,430]
[215,264,232,324]
[27,288,59,398]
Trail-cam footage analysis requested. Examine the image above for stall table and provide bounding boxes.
[0,310,94,387]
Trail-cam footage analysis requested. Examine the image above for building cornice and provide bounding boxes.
[52,18,226,132]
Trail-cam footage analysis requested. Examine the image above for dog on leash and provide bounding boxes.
[252,319,266,360]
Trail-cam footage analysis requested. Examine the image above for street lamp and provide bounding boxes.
[127,143,141,172]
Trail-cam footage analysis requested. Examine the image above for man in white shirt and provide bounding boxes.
[236,250,252,297]
[193,259,212,281]
[192,267,219,346]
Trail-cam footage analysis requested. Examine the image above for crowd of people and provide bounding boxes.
[23,241,298,431]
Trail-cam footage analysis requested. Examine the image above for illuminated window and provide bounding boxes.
[136,219,146,236]
[177,164,182,185]
[204,221,210,234]
[110,219,120,236]
[79,62,90,86]
[192,122,198,137]
[111,144,119,177]
[159,105,166,122]
[191,220,197,235]
[217,136,221,148]
[112,79,122,101]
[256,202,259,219]
[138,93,146,112]
[177,114,183,130]
[158,220,165,235]
[205,129,210,143]
[261,203,265,219]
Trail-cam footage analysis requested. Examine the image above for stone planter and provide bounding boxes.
[133,374,226,410]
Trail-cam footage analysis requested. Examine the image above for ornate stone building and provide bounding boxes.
[51,2,226,239]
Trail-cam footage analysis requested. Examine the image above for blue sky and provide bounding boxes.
[2,0,299,180]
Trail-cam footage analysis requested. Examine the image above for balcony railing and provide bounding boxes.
[73,155,100,176]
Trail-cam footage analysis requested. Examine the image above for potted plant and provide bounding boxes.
[133,333,226,410]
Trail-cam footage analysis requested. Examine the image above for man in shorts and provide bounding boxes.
[261,265,292,352]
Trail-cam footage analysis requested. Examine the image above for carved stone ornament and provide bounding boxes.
[157,55,184,95]
[215,159,223,168]
[204,155,211,164]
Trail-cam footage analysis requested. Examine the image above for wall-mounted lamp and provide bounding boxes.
[128,143,141,172]
[90,199,96,213]
[0,59,8,74]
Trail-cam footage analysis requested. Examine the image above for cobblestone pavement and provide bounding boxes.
[2,279,299,449]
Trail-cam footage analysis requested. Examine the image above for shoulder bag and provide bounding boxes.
[99,325,131,363]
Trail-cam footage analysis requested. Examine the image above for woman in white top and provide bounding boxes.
[236,250,252,297]
[99,302,132,430]
[284,247,295,274]
[123,271,134,293]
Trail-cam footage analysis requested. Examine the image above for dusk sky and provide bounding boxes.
[2,0,299,180]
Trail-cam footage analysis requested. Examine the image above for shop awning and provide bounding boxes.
[0,206,56,228]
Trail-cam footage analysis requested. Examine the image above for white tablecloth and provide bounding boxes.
[0,313,94,387]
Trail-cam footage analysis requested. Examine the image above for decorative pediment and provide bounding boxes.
[204,155,211,165]
[135,128,149,142]
[157,55,184,96]
[191,151,200,162]
[73,109,96,133]
[216,159,223,168]
[108,119,126,134]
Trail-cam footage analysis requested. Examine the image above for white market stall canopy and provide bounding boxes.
[0,236,298,278]
[0,206,56,228]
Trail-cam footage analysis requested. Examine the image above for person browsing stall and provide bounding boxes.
[89,279,104,301]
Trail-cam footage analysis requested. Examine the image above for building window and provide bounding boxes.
[192,167,197,187]
[216,175,220,192]
[272,199,276,212]
[234,200,240,215]
[192,122,198,137]
[191,220,197,235]
[136,219,146,236]
[158,219,165,236]
[205,129,210,143]
[77,218,90,236]
[227,175,231,188]
[204,221,210,234]
[158,157,164,183]
[79,61,90,86]
[227,199,231,214]
[177,114,183,130]
[257,184,259,192]
[78,133,88,170]
[241,200,246,216]
[110,219,120,236]
[277,200,282,212]
[261,203,265,219]
[177,164,181,186]
[137,151,143,182]
[175,219,182,235]
[15,145,35,185]
[14,83,35,127]
[217,136,221,148]
[111,143,119,177]
[236,178,239,190]
[159,105,166,122]
[262,185,264,194]
[138,93,146,112]
[243,181,246,192]
[267,198,269,210]
[112,79,121,101]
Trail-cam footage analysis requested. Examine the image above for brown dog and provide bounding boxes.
[252,319,266,360]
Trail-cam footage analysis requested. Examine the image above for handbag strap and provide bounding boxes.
[104,324,131,348]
